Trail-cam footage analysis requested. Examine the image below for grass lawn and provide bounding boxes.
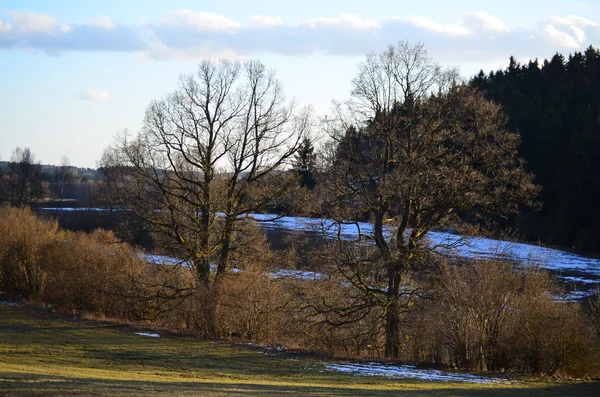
[0,303,598,396]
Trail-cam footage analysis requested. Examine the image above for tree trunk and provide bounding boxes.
[197,200,211,284]
[216,215,234,279]
[384,268,402,359]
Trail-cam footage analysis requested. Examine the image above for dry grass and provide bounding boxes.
[0,303,598,396]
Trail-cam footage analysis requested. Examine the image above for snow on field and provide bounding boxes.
[144,254,189,267]
[557,275,600,284]
[40,207,120,212]
[143,253,325,280]
[251,213,600,280]
[134,332,160,338]
[270,269,326,280]
[324,362,506,383]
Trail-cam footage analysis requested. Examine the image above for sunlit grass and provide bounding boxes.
[0,304,598,396]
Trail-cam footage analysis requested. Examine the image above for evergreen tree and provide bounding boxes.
[471,46,600,252]
[294,136,317,189]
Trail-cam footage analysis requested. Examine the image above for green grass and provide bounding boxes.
[0,304,598,396]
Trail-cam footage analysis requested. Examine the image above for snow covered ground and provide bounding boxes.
[250,213,600,281]
[323,362,506,383]
[40,207,120,212]
[143,253,326,280]
[134,332,160,338]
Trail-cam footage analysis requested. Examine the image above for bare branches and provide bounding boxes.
[319,41,537,359]
[101,59,308,294]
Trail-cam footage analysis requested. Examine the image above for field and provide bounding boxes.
[0,303,598,396]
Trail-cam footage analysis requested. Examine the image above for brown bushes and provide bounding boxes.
[42,229,154,319]
[0,206,597,377]
[0,206,156,319]
[435,260,597,376]
[290,256,599,377]
[0,206,58,300]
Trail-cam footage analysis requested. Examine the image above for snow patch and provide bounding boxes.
[144,254,190,267]
[558,275,600,284]
[553,290,595,302]
[270,269,326,280]
[40,207,121,212]
[324,362,506,383]
[134,332,160,338]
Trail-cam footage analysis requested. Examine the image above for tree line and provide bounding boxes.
[471,46,600,252]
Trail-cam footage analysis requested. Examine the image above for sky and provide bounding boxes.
[1,1,599,168]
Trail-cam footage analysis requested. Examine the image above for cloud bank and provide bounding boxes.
[1,9,599,63]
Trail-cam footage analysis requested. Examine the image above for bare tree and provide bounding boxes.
[0,147,44,207]
[54,156,75,203]
[320,42,538,359]
[101,60,310,334]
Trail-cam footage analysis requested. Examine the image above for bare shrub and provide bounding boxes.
[42,229,154,319]
[0,206,166,319]
[512,292,597,377]
[216,271,287,342]
[0,206,58,300]
[437,259,599,376]
[287,275,384,358]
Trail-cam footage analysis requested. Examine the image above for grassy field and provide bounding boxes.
[0,303,598,396]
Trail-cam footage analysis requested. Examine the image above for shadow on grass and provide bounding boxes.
[0,372,599,397]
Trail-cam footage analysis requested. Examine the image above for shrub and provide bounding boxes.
[42,229,153,319]
[437,259,599,376]
[0,206,58,300]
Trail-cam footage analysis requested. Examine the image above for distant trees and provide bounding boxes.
[293,137,317,189]
[317,42,537,359]
[0,147,44,207]
[471,46,600,252]
[101,59,310,334]
[54,156,76,202]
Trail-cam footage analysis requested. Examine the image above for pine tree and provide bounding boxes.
[294,137,317,189]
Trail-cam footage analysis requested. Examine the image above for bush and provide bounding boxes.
[0,206,158,319]
[0,206,58,300]
[437,259,599,376]
[43,229,154,319]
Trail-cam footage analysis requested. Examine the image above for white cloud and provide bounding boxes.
[160,9,240,32]
[0,19,13,32]
[305,14,379,30]
[79,89,110,101]
[89,16,116,30]
[406,16,471,36]
[2,9,600,67]
[135,41,246,61]
[249,15,284,27]
[462,12,510,32]
[542,24,580,48]
[541,15,599,48]
[9,11,56,33]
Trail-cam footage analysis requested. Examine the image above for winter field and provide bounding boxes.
[1,303,597,397]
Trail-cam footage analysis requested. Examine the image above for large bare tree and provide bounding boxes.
[101,60,309,333]
[319,42,538,359]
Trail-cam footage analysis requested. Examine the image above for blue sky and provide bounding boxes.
[1,1,599,168]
